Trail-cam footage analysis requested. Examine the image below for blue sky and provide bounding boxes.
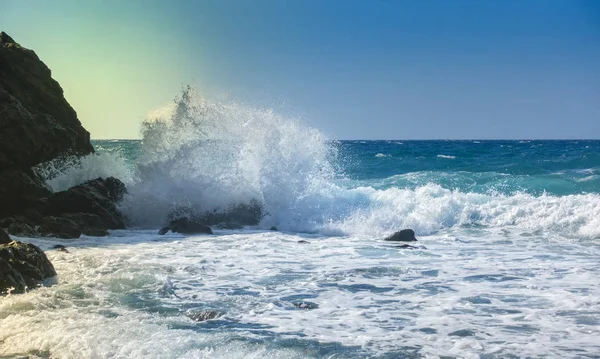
[2,0,599,139]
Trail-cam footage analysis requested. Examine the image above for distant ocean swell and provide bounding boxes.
[40,87,600,239]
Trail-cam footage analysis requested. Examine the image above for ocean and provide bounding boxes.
[1,94,599,358]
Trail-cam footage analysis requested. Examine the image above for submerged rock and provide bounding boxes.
[449,329,476,337]
[159,217,213,235]
[395,244,418,249]
[186,310,222,322]
[293,301,319,310]
[383,229,417,242]
[0,239,56,294]
[53,244,69,253]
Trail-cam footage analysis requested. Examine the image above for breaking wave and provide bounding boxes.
[41,87,600,239]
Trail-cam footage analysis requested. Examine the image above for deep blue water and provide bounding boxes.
[4,139,598,358]
[94,139,600,196]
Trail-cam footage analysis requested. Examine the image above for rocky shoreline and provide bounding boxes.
[0,31,267,295]
[0,31,126,294]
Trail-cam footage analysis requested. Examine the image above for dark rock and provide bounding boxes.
[0,31,93,171]
[62,213,109,236]
[186,310,222,322]
[7,221,36,237]
[293,301,319,310]
[22,209,44,224]
[46,177,126,229]
[0,32,100,227]
[176,200,264,227]
[39,216,81,239]
[215,222,244,230]
[0,228,11,245]
[159,217,213,235]
[383,229,417,242]
[53,244,69,253]
[0,239,56,294]
[297,240,310,244]
[269,226,277,231]
[0,168,51,219]
[213,200,263,226]
[0,215,32,229]
[449,329,476,337]
[1,216,37,237]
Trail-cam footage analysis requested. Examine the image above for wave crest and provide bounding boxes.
[122,86,338,227]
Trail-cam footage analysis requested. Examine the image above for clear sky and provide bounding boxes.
[2,0,599,139]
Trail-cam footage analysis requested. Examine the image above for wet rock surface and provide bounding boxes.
[159,217,213,235]
[0,233,56,294]
[39,216,82,239]
[0,32,126,240]
[383,229,418,242]
[186,310,222,322]
[0,32,129,295]
[46,177,127,230]
[0,31,93,171]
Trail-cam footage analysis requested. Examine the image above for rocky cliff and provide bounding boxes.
[0,31,94,170]
[0,32,126,294]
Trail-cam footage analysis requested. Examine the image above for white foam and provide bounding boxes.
[35,88,600,240]
[41,152,134,192]
[325,184,600,239]
[2,230,599,358]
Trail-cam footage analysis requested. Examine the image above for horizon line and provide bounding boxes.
[90,138,600,141]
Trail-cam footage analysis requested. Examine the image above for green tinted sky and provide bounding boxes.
[2,0,599,139]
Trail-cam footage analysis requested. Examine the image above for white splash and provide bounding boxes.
[122,86,338,227]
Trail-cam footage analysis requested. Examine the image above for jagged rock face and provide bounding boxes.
[0,31,94,170]
[0,168,51,218]
[46,177,127,230]
[0,237,56,294]
[39,216,82,239]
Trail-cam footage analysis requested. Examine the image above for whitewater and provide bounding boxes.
[1,88,600,358]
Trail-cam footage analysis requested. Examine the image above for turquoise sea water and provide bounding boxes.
[95,139,600,197]
[2,94,599,358]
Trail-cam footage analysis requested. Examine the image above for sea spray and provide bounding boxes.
[122,86,339,228]
[38,88,600,238]
[40,152,134,192]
